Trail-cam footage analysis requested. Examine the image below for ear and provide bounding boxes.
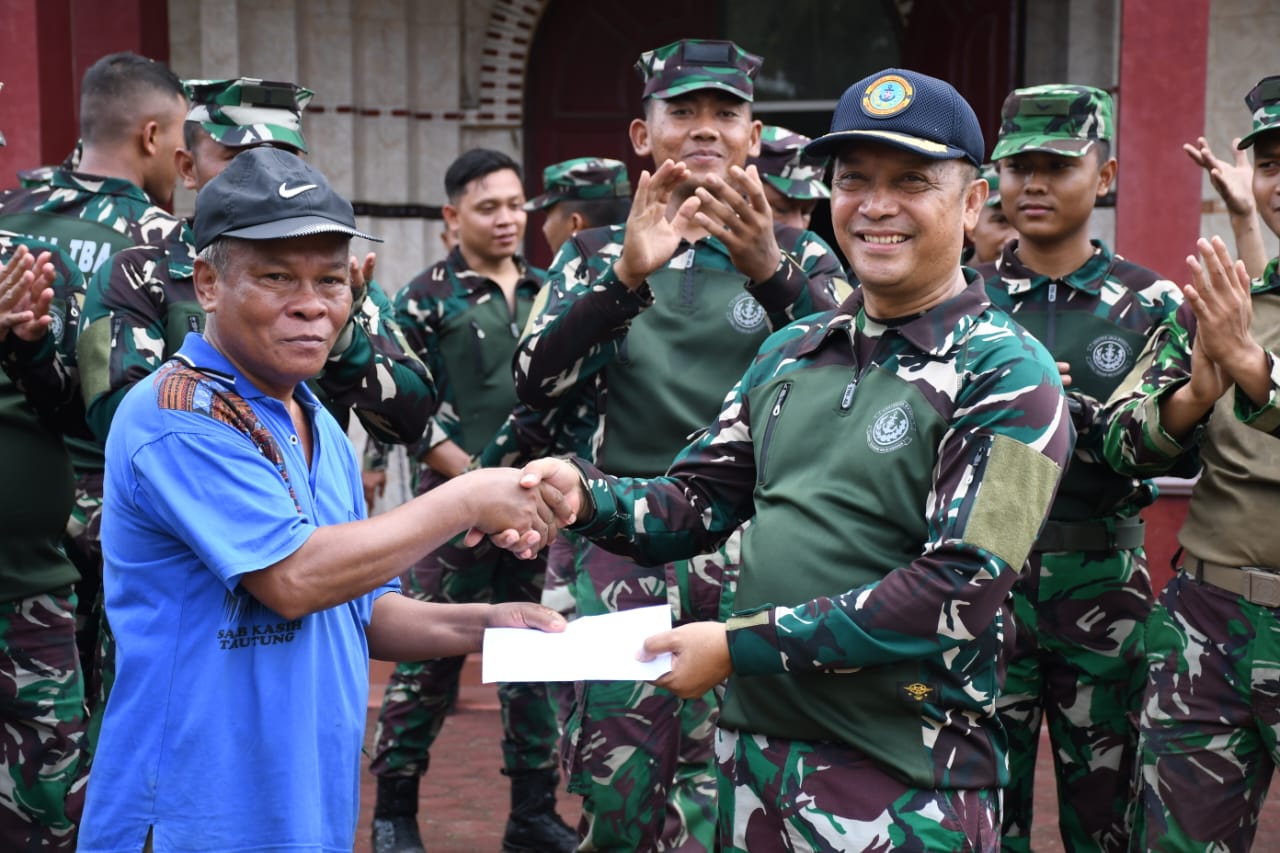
[442,204,460,230]
[568,211,588,234]
[175,148,198,191]
[141,119,161,157]
[961,172,988,233]
[1096,157,1118,199]
[746,119,763,159]
[193,257,220,312]
[630,117,651,158]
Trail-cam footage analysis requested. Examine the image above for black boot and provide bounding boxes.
[501,768,579,852]
[371,776,426,853]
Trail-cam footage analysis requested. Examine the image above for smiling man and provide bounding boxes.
[975,84,1186,853]
[512,38,850,852]
[516,68,1074,852]
[77,147,571,853]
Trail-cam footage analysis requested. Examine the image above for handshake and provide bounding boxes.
[457,458,591,559]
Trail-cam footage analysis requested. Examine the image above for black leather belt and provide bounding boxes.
[1187,555,1280,608]
[1032,516,1145,553]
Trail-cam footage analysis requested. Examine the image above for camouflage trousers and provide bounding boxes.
[716,728,1001,852]
[1135,572,1280,852]
[0,587,89,850]
[63,471,104,704]
[369,527,557,778]
[996,546,1150,853]
[559,533,743,851]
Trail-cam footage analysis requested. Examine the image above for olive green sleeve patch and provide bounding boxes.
[76,318,114,404]
[963,433,1062,570]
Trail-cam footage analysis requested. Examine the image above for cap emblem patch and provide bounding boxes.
[862,75,914,118]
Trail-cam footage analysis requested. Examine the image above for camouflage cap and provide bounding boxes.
[184,77,313,153]
[524,157,631,211]
[635,39,761,102]
[1238,75,1280,150]
[990,84,1113,161]
[979,162,1001,208]
[749,125,830,200]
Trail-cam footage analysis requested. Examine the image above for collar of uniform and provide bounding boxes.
[447,245,544,291]
[800,268,991,359]
[996,239,1113,296]
[51,168,157,206]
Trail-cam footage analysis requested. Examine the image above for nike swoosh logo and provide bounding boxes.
[278,182,318,199]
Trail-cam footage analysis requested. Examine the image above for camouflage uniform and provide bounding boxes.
[0,165,184,725]
[1102,77,1280,853]
[978,85,1186,853]
[569,272,1073,851]
[514,40,852,851]
[747,125,830,201]
[370,247,559,782]
[0,231,91,850]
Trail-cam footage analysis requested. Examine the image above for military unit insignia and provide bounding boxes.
[1087,334,1133,377]
[900,681,938,702]
[727,292,767,333]
[862,74,914,118]
[868,401,914,453]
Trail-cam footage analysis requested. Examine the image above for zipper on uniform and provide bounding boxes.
[1045,283,1057,351]
[757,381,792,485]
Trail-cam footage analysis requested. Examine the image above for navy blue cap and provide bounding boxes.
[195,147,380,252]
[805,69,984,166]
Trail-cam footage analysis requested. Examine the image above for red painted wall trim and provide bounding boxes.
[1115,0,1210,280]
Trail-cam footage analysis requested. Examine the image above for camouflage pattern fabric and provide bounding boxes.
[1135,573,1280,851]
[1239,74,1280,149]
[748,125,830,201]
[184,77,312,152]
[716,728,1000,852]
[570,274,1072,794]
[564,680,718,852]
[513,223,850,433]
[0,588,87,851]
[1103,259,1280,851]
[990,84,1113,161]
[635,39,761,102]
[369,471,556,778]
[997,548,1149,853]
[978,239,1184,851]
[393,246,544,458]
[524,158,630,211]
[77,219,436,444]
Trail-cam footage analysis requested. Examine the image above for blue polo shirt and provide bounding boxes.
[80,333,399,853]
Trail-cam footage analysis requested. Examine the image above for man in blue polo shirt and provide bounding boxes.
[77,148,573,853]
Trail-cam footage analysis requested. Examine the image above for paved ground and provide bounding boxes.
[355,656,1280,852]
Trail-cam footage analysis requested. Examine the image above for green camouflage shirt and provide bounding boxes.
[0,169,183,473]
[572,274,1072,789]
[514,223,852,474]
[978,239,1185,519]
[394,247,546,458]
[0,232,87,599]
[1104,257,1280,568]
[77,218,436,444]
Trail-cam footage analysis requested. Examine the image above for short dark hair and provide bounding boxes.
[558,197,632,229]
[445,149,522,203]
[183,120,208,151]
[1092,140,1112,164]
[80,52,184,145]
